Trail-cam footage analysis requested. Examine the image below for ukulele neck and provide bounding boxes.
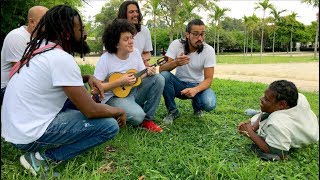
[134,63,157,78]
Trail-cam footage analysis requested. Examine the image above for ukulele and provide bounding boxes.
[106,56,168,98]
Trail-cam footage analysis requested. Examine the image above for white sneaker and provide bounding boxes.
[244,109,260,116]
[163,111,180,125]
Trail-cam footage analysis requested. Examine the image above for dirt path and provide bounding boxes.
[76,57,319,93]
[215,62,319,93]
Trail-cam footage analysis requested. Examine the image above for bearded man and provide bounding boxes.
[1,5,126,176]
[159,19,217,124]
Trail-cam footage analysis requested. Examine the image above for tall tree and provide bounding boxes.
[142,0,162,56]
[288,12,298,57]
[209,4,230,56]
[270,7,286,56]
[301,0,319,59]
[160,0,180,43]
[243,15,250,56]
[94,0,123,44]
[247,14,260,56]
[159,0,207,43]
[255,0,274,63]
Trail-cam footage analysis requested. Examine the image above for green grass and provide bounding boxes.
[150,54,319,64]
[1,74,318,179]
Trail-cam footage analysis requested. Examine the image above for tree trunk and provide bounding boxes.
[251,30,253,56]
[217,28,220,57]
[213,26,216,52]
[154,31,157,57]
[246,30,249,56]
[153,15,157,57]
[272,31,275,56]
[260,11,266,63]
[314,21,319,59]
[290,24,293,57]
[243,27,246,56]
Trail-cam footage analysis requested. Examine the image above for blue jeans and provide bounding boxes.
[160,71,217,113]
[107,74,164,126]
[13,109,119,162]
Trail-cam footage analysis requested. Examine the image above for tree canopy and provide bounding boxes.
[0,0,83,49]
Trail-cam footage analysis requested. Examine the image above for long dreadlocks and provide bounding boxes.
[17,5,86,73]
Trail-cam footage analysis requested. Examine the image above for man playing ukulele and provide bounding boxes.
[94,19,164,132]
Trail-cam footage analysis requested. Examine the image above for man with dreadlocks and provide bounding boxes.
[1,6,48,105]
[159,19,217,125]
[1,5,126,176]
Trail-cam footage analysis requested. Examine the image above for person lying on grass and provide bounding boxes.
[238,80,319,161]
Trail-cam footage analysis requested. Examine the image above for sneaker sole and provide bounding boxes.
[138,126,163,133]
[141,127,163,133]
[163,121,173,125]
[20,155,37,176]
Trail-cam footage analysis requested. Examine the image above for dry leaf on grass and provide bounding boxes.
[138,175,145,180]
[105,145,116,152]
[98,161,116,173]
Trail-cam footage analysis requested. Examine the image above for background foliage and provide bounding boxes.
[0,0,83,50]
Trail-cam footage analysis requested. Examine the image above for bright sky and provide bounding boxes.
[81,0,318,25]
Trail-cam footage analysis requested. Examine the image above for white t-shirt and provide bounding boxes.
[1,26,30,88]
[134,25,153,54]
[165,39,216,83]
[94,48,145,103]
[1,42,84,144]
[251,93,319,151]
[102,25,153,55]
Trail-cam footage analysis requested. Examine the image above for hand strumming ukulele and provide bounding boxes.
[106,57,168,98]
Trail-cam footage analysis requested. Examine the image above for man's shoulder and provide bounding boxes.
[140,25,150,32]
[203,43,214,51]
[6,26,28,37]
[171,39,183,45]
[267,111,291,125]
[42,46,73,61]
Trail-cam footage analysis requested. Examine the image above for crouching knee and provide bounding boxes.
[160,71,172,80]
[126,111,145,126]
[154,73,165,87]
[100,118,120,140]
[202,97,217,112]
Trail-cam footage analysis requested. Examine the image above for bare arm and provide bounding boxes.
[159,56,177,72]
[81,75,105,102]
[159,53,190,72]
[238,121,270,153]
[181,67,214,98]
[63,86,126,127]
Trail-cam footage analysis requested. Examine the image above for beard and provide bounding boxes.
[72,40,90,58]
[189,40,204,54]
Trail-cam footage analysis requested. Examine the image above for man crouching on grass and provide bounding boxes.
[237,80,318,161]
[1,5,126,177]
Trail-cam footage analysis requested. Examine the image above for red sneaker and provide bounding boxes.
[140,120,163,133]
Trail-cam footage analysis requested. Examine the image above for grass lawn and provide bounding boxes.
[149,54,319,64]
[1,66,318,179]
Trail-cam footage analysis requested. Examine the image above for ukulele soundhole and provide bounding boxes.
[122,86,126,90]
